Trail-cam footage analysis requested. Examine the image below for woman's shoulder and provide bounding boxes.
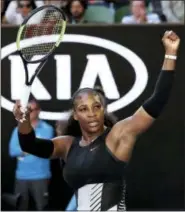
[52,135,82,149]
[52,135,75,143]
[51,135,79,160]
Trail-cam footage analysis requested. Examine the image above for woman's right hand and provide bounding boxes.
[13,101,31,123]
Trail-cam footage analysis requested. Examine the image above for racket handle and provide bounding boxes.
[20,84,31,109]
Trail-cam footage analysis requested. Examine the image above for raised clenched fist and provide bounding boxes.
[162,30,180,55]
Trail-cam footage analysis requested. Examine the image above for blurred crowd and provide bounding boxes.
[1,0,184,25]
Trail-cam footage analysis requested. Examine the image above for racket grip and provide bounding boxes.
[20,84,31,109]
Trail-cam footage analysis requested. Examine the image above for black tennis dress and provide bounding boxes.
[63,128,127,211]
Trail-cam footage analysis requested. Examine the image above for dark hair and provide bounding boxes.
[63,87,118,137]
[94,85,108,108]
[68,0,88,10]
[71,87,105,109]
[94,86,105,97]
[55,119,69,136]
[17,0,36,10]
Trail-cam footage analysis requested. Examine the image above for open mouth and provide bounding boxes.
[88,121,99,127]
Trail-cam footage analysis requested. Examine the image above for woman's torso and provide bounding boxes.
[63,128,127,210]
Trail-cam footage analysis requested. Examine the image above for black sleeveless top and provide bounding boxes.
[63,128,127,190]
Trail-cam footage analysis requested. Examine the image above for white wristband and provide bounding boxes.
[165,54,177,60]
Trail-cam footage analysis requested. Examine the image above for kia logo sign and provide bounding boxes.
[1,34,148,120]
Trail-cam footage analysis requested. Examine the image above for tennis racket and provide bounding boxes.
[16,5,66,118]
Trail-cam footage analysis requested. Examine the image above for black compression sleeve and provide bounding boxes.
[143,71,175,118]
[18,130,54,158]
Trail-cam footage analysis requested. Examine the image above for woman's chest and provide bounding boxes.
[63,142,125,189]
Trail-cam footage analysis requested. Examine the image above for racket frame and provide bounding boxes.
[15,5,67,111]
[16,4,66,64]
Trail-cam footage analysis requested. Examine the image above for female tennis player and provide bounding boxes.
[64,86,121,211]
[13,30,180,211]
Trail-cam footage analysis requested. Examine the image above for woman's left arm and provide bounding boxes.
[107,30,180,161]
[123,30,180,136]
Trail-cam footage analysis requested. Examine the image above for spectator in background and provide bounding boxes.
[68,0,88,24]
[2,0,44,25]
[9,99,54,210]
[45,0,63,7]
[148,0,167,22]
[122,0,161,24]
[1,0,5,17]
[105,0,130,10]
[45,0,70,21]
[161,1,184,23]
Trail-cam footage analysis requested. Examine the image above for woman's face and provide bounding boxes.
[73,92,105,134]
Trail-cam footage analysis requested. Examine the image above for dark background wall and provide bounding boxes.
[1,25,185,210]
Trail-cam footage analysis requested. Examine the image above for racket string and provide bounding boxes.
[20,8,64,61]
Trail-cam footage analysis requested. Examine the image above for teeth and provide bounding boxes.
[89,122,98,127]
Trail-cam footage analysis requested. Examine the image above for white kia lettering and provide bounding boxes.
[9,55,51,100]
[55,55,71,100]
[80,55,119,99]
[1,34,148,120]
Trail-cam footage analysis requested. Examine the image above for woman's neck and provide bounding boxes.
[81,126,106,144]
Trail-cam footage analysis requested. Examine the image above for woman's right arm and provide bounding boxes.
[13,101,73,160]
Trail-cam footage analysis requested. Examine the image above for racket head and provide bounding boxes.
[16,5,67,64]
